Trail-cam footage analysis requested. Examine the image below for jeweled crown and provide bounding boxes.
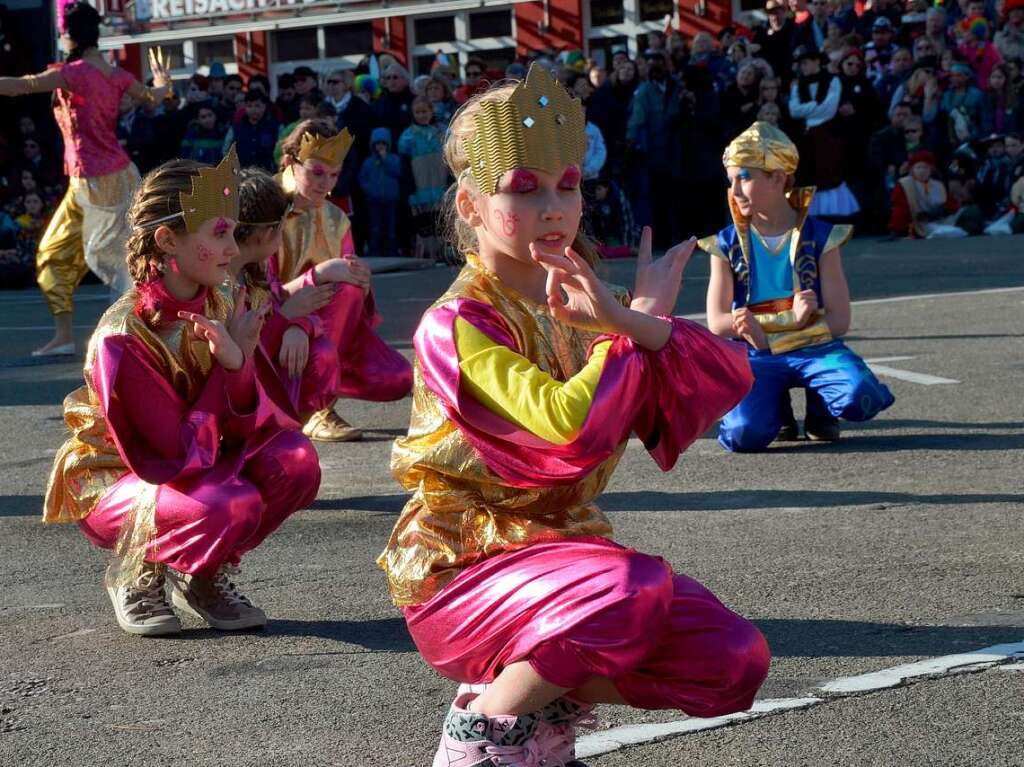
[180,145,240,232]
[465,62,586,194]
[298,128,355,167]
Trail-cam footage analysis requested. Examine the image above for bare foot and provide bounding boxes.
[32,335,75,356]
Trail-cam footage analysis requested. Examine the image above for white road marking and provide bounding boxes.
[819,641,1024,694]
[576,639,1024,759]
[678,284,1024,321]
[864,362,960,386]
[576,698,821,758]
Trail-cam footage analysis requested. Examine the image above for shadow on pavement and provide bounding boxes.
[0,495,43,517]
[0,378,81,406]
[599,489,1021,512]
[768,430,1024,452]
[757,618,1024,659]
[310,494,408,513]
[265,617,414,652]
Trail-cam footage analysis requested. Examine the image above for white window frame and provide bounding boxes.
[408,6,517,76]
[585,0,678,59]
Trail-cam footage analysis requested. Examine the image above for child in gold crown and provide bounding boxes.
[378,64,769,766]
[43,152,321,637]
[272,119,413,442]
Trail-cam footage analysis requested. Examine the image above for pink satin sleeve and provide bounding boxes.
[94,334,301,485]
[341,229,356,258]
[415,300,753,487]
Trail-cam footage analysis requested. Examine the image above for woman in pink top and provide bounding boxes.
[0,2,171,356]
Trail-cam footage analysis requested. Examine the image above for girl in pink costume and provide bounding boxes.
[0,3,172,356]
[44,153,321,637]
[378,64,769,766]
[272,119,413,443]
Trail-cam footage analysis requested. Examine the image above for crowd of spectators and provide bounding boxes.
[6,0,1024,287]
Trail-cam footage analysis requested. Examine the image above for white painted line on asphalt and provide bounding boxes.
[999,662,1024,671]
[865,363,960,386]
[862,356,915,363]
[576,640,1024,759]
[852,285,1024,306]
[819,641,1024,694]
[576,698,821,759]
[678,285,1024,322]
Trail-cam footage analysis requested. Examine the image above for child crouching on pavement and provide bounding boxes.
[43,151,321,636]
[700,121,895,450]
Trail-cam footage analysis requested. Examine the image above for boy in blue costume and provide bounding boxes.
[700,121,894,451]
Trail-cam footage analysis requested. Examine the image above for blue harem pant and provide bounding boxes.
[719,340,895,452]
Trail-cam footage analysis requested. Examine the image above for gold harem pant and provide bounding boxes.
[36,164,139,315]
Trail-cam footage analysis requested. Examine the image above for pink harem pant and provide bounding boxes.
[80,431,320,577]
[403,536,770,716]
[295,283,412,414]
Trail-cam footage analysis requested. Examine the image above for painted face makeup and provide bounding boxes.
[503,169,539,194]
[196,242,214,262]
[493,209,521,237]
[558,165,582,189]
[213,217,230,237]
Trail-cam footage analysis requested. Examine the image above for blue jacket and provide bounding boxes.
[359,127,402,203]
[233,116,279,171]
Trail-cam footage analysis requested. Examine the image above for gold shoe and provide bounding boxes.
[302,408,363,442]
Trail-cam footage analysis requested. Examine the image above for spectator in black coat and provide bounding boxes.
[275,73,300,125]
[755,0,799,85]
[373,63,414,146]
[115,91,157,174]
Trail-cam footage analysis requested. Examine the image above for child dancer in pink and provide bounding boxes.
[44,151,321,637]
[273,119,413,442]
[378,64,769,766]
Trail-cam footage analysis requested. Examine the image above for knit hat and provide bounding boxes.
[908,149,937,168]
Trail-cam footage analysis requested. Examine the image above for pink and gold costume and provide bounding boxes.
[379,256,771,714]
[44,281,320,579]
[38,60,140,313]
[270,166,412,411]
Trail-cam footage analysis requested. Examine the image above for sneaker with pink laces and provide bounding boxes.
[433,692,553,767]
[456,684,595,766]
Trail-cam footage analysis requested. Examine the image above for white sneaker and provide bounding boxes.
[104,562,181,636]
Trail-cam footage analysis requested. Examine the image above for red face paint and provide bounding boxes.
[213,217,230,236]
[558,165,582,189]
[493,210,520,237]
[502,169,539,194]
[196,242,214,262]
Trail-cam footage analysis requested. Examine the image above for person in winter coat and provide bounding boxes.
[359,127,402,258]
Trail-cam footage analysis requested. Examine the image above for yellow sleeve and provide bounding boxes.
[454,316,611,445]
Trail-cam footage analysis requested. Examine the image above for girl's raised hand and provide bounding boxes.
[630,226,696,317]
[530,243,625,334]
[226,286,271,362]
[177,310,245,371]
[281,283,335,319]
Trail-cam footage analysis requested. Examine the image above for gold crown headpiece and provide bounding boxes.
[464,62,586,194]
[722,121,800,176]
[297,128,355,167]
[179,145,240,232]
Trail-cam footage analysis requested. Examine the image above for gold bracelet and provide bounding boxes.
[25,74,40,93]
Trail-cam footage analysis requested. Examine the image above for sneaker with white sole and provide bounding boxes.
[434,692,558,767]
[456,684,595,766]
[104,562,181,637]
[168,565,267,630]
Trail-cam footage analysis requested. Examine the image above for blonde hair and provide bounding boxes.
[441,80,600,266]
[125,160,204,284]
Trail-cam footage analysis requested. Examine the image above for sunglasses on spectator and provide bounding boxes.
[326,79,342,84]
[466,69,482,77]
[382,75,401,80]
[905,128,922,134]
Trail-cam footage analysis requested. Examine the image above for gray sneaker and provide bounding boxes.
[104,562,181,637]
[168,565,267,630]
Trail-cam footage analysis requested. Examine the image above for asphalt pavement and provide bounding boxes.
[0,235,1022,766]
